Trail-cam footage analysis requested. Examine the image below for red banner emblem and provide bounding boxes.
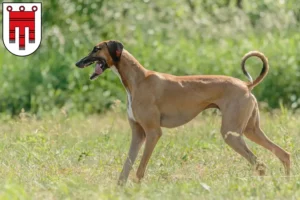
[2,3,42,56]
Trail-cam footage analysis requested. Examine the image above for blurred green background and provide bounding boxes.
[0,0,300,116]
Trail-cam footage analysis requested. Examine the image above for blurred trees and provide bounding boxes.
[0,0,299,115]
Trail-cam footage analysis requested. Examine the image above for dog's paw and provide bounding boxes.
[255,162,266,176]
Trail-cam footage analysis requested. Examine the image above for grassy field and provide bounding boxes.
[0,108,299,200]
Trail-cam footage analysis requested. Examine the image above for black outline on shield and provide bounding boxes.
[2,2,42,57]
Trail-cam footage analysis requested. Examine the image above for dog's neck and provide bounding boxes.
[111,50,147,93]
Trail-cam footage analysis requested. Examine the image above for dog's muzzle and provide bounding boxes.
[75,57,108,80]
[76,56,99,68]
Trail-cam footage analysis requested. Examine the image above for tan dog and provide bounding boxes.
[76,40,290,185]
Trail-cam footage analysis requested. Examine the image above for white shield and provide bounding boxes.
[2,3,42,56]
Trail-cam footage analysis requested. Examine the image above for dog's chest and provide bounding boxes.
[111,66,136,121]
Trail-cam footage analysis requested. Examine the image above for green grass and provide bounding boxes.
[0,108,299,199]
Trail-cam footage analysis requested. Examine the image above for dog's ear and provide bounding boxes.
[106,40,124,62]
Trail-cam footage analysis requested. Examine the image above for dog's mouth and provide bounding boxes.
[76,57,108,80]
[89,61,108,80]
[82,61,94,68]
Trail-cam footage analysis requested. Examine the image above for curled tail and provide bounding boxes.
[241,51,269,90]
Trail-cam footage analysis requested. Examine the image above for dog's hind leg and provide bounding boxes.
[220,98,266,175]
[118,120,145,185]
[244,105,291,176]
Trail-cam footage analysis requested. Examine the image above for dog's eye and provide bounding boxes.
[92,47,101,52]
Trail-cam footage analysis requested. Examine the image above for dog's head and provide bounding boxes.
[75,40,124,80]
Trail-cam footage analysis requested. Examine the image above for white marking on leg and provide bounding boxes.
[224,131,240,139]
[111,66,136,121]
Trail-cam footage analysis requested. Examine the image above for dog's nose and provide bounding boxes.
[75,61,81,68]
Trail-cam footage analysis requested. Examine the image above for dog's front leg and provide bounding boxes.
[136,127,162,182]
[118,120,145,185]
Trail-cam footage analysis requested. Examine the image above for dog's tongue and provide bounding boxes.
[90,63,103,80]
